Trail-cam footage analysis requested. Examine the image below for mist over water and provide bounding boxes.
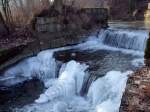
[0,25,148,112]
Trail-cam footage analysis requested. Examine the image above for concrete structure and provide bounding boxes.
[82,7,108,20]
[35,7,108,32]
[35,17,62,32]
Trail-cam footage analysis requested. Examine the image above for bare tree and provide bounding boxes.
[1,0,13,25]
[0,11,8,35]
[53,0,63,12]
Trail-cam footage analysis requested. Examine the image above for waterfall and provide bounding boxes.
[99,29,148,51]
[87,71,132,112]
[13,65,132,112]
[35,60,88,103]
[0,27,146,112]
[0,51,57,86]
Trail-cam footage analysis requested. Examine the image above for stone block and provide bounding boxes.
[36,17,45,25]
[56,24,62,32]
[47,24,56,32]
[36,17,58,25]
[36,24,48,32]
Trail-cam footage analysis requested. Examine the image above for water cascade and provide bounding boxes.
[87,71,132,112]
[0,28,148,112]
[35,61,88,103]
[99,29,148,51]
[0,51,56,86]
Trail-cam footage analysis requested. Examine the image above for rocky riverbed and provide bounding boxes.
[120,65,150,112]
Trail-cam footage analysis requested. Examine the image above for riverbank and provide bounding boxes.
[0,25,103,73]
[120,66,150,112]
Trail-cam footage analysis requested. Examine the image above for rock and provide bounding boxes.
[120,67,150,112]
[0,79,44,110]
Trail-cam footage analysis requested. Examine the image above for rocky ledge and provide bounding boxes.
[120,66,150,112]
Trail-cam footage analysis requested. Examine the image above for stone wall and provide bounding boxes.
[35,17,62,32]
[35,7,108,32]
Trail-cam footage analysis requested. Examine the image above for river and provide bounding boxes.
[0,22,149,112]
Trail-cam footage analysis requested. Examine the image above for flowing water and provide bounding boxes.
[0,22,148,112]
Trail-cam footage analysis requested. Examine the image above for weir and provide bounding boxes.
[99,29,148,51]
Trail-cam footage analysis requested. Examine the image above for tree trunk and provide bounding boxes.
[0,11,8,36]
[1,0,12,24]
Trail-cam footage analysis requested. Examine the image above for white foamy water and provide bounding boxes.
[0,51,56,86]
[88,71,132,112]
[132,58,145,67]
[35,60,88,103]
[14,68,132,112]
[100,29,147,51]
[74,29,148,57]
